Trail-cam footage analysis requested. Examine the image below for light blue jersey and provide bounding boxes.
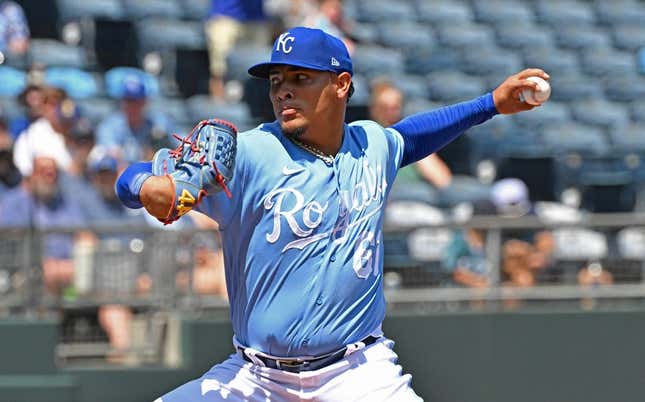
[199,120,404,357]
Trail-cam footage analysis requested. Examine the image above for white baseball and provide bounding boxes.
[520,76,551,105]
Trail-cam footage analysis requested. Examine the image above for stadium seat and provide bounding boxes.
[495,24,554,50]
[611,24,645,52]
[603,74,645,102]
[554,25,612,51]
[594,0,645,25]
[225,45,273,82]
[570,100,631,130]
[350,23,379,44]
[45,67,99,99]
[552,228,608,260]
[438,23,496,50]
[404,46,461,75]
[522,47,581,75]
[181,0,209,21]
[459,46,523,76]
[437,175,492,207]
[467,116,518,163]
[56,0,125,23]
[426,71,486,103]
[378,23,435,51]
[137,18,206,52]
[472,0,534,25]
[616,227,645,260]
[186,95,256,131]
[581,49,637,77]
[548,73,605,102]
[122,0,182,19]
[512,101,572,131]
[356,0,415,23]
[0,66,26,98]
[579,170,636,213]
[416,0,474,25]
[402,98,443,117]
[608,123,645,153]
[542,122,609,155]
[534,0,596,26]
[393,74,430,101]
[352,45,405,78]
[28,39,89,68]
[80,97,116,124]
[630,101,645,123]
[148,97,191,127]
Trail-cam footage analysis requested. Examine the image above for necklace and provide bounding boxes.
[290,137,335,165]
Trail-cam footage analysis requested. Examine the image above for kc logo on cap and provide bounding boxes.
[248,27,353,79]
[275,32,295,54]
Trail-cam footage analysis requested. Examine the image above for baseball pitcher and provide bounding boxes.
[116,27,548,401]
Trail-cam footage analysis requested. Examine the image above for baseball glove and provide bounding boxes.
[152,119,237,224]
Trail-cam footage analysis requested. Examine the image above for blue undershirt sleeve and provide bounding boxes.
[115,161,153,209]
[391,92,499,167]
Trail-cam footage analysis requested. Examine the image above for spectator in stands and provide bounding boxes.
[10,83,45,139]
[302,0,355,54]
[67,117,96,178]
[0,1,29,57]
[370,81,454,196]
[96,74,174,164]
[442,199,496,288]
[0,153,85,294]
[492,178,556,286]
[0,110,20,190]
[12,86,80,177]
[205,0,271,99]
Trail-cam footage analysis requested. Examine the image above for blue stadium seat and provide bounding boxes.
[555,25,612,51]
[402,98,442,117]
[225,45,273,81]
[535,0,596,26]
[548,73,605,102]
[148,97,191,127]
[394,74,430,101]
[186,96,256,131]
[467,116,518,163]
[122,0,182,19]
[45,67,99,99]
[0,66,26,97]
[350,23,379,44]
[522,47,581,75]
[416,0,474,25]
[81,97,116,123]
[347,73,369,107]
[473,0,534,25]
[495,24,554,50]
[28,39,89,68]
[611,24,645,52]
[356,0,415,23]
[542,123,609,155]
[608,123,645,153]
[603,75,645,102]
[594,0,645,25]
[631,101,645,123]
[180,0,209,21]
[459,46,523,76]
[404,46,461,75]
[104,67,160,99]
[438,24,496,50]
[378,23,435,51]
[437,175,492,208]
[637,47,645,75]
[56,0,125,22]
[512,101,572,131]
[570,100,631,130]
[426,71,486,103]
[137,18,206,52]
[352,45,405,78]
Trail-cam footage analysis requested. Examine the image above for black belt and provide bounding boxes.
[239,335,380,373]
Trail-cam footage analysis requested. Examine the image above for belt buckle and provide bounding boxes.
[276,359,308,371]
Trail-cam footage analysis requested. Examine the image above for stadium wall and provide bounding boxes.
[1,310,644,402]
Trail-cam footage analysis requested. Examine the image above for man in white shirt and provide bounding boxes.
[13,86,80,177]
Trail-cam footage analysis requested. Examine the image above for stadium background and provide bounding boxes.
[1,0,645,401]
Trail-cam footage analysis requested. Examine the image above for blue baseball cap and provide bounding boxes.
[248,27,353,79]
[121,74,147,99]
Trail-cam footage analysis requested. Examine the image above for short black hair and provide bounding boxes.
[348,81,355,100]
